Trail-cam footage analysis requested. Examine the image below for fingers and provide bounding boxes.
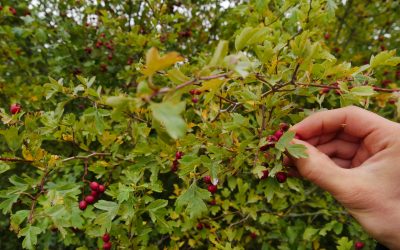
[291,106,389,140]
[291,139,353,196]
[316,139,359,160]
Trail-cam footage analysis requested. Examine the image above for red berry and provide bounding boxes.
[127,58,133,65]
[194,89,202,95]
[207,184,218,194]
[100,33,106,38]
[85,47,92,54]
[102,233,110,242]
[0,6,3,11]
[380,45,386,51]
[192,97,199,103]
[107,54,113,60]
[90,182,99,191]
[10,103,21,114]
[250,232,257,239]
[103,241,112,250]
[189,89,196,95]
[354,241,365,250]
[9,7,16,15]
[267,135,278,142]
[273,130,284,140]
[100,64,108,72]
[279,123,289,131]
[91,190,98,197]
[196,223,203,230]
[389,99,396,104]
[96,41,103,48]
[85,195,95,204]
[321,87,330,94]
[276,172,287,183]
[203,175,212,184]
[261,170,269,180]
[396,70,400,80]
[382,79,392,87]
[79,200,87,210]
[98,185,105,193]
[171,161,178,172]
[324,33,330,40]
[209,199,216,206]
[105,42,113,50]
[175,151,184,159]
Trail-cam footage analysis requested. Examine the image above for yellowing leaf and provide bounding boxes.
[141,47,184,76]
[370,50,400,68]
[198,78,224,92]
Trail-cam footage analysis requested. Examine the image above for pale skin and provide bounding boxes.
[289,106,400,249]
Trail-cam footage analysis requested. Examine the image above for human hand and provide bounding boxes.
[290,106,400,249]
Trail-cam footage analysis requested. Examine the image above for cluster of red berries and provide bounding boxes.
[101,233,112,250]
[260,169,287,183]
[260,123,289,151]
[179,29,192,38]
[354,241,364,249]
[83,33,114,73]
[79,181,106,210]
[10,103,21,114]
[189,89,201,103]
[171,151,184,172]
[203,175,218,194]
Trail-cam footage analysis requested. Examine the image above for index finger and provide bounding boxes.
[291,106,390,140]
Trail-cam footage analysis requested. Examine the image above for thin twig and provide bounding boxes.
[151,71,232,98]
[229,214,250,228]
[62,152,111,162]
[0,157,33,163]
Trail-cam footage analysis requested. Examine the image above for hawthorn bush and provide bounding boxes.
[0,0,400,249]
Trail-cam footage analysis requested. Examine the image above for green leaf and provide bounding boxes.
[146,199,168,211]
[302,227,318,240]
[18,225,41,250]
[350,86,375,96]
[167,68,191,84]
[94,200,120,231]
[235,27,257,51]
[176,182,211,218]
[0,194,20,214]
[370,50,400,68]
[0,127,24,152]
[150,101,187,139]
[0,162,10,175]
[286,144,308,158]
[209,40,229,67]
[336,237,353,250]
[235,27,268,51]
[10,210,29,232]
[275,131,295,151]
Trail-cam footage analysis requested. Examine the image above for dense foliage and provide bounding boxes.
[0,0,400,249]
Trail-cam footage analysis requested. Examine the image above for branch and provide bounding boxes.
[296,83,400,93]
[62,152,111,162]
[285,210,347,218]
[151,71,232,98]
[28,168,50,223]
[0,157,33,163]
[229,214,250,228]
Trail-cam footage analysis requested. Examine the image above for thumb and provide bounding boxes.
[291,139,352,197]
